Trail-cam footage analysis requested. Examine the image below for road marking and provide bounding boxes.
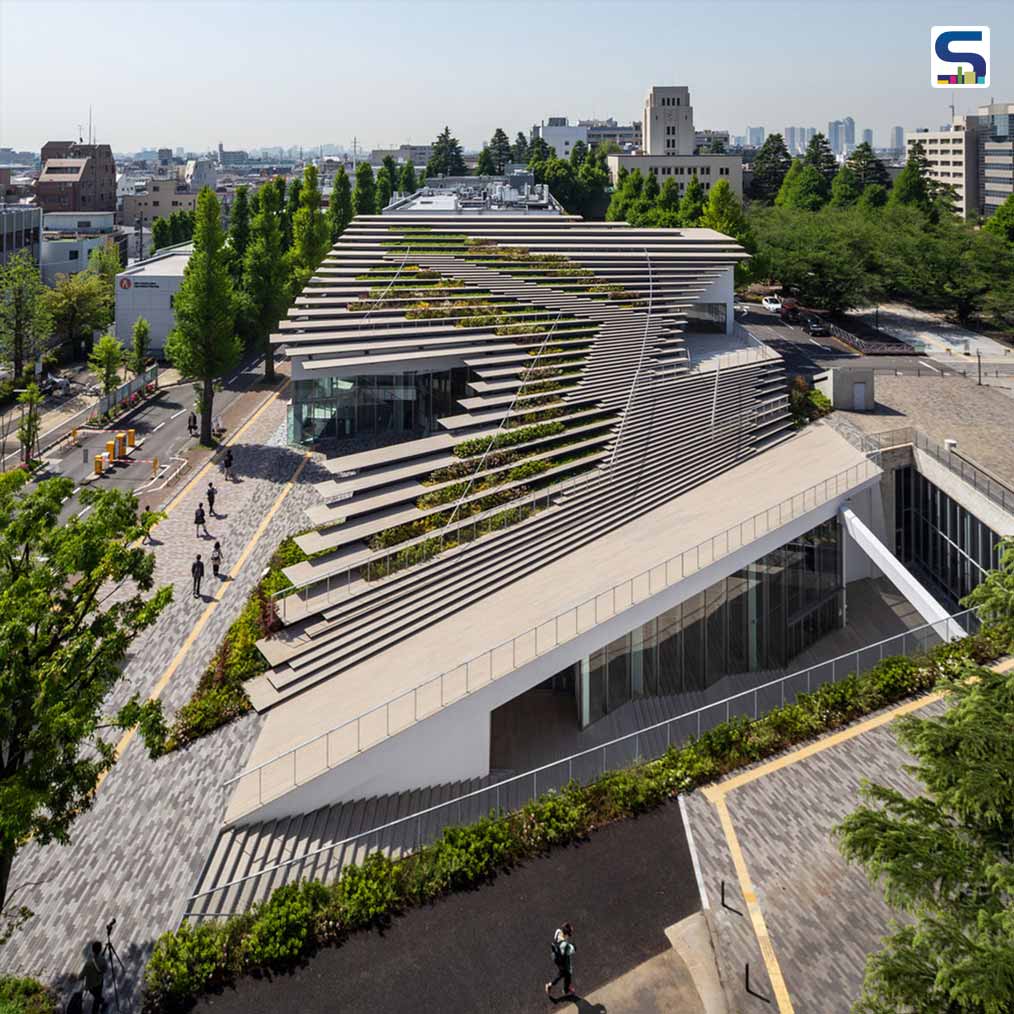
[170,408,186,420]
[153,421,166,432]
[77,505,92,519]
[72,486,80,495]
[94,448,308,792]
[678,795,709,910]
[922,361,940,374]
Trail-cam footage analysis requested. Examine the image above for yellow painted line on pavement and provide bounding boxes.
[95,450,308,792]
[714,795,795,1014]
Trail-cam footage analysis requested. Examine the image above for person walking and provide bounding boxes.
[211,541,223,579]
[187,411,197,437]
[80,940,106,1012]
[546,922,576,999]
[140,504,153,544]
[222,447,234,482]
[207,481,218,517]
[194,503,208,538]
[191,554,205,598]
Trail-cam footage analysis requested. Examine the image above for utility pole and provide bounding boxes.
[977,349,982,386]
[352,136,358,167]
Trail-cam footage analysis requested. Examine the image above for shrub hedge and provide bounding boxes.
[141,628,1010,1013]
[0,977,56,1014]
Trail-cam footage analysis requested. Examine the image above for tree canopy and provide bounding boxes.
[489,128,512,174]
[398,161,417,196]
[352,161,377,217]
[227,185,251,280]
[88,333,123,396]
[845,142,890,190]
[427,126,467,177]
[803,132,837,187]
[475,146,496,176]
[45,270,109,360]
[326,167,353,242]
[243,180,289,382]
[0,250,52,381]
[984,194,1014,248]
[748,133,792,204]
[511,132,529,164]
[127,316,151,377]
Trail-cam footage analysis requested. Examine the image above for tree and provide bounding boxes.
[271,176,289,250]
[86,238,122,291]
[282,177,302,252]
[983,194,1014,248]
[857,183,889,213]
[512,132,529,164]
[679,174,707,225]
[164,187,240,445]
[845,141,890,191]
[227,185,251,280]
[0,470,171,912]
[381,155,399,191]
[569,140,588,167]
[527,136,552,164]
[835,658,1014,1013]
[88,333,123,397]
[700,179,748,237]
[0,250,52,381]
[327,166,353,242]
[642,173,660,202]
[399,160,417,196]
[151,217,171,253]
[243,181,289,383]
[964,538,1014,638]
[127,316,151,377]
[888,143,933,212]
[475,146,496,176]
[606,169,644,222]
[829,165,862,208]
[489,128,512,173]
[290,163,331,286]
[803,132,837,188]
[426,126,466,177]
[375,166,394,210]
[45,270,109,359]
[776,161,829,211]
[16,384,42,464]
[658,177,681,215]
[352,161,377,217]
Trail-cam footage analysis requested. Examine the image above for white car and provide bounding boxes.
[761,295,782,313]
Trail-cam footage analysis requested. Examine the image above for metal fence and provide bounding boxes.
[826,321,921,356]
[96,365,158,417]
[187,606,977,919]
[225,456,881,817]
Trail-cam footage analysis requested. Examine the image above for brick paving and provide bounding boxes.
[684,698,946,1013]
[2,391,327,1008]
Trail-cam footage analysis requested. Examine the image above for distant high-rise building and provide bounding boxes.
[843,117,855,151]
[862,128,874,147]
[890,126,904,152]
[827,120,844,155]
[805,127,817,145]
[784,126,797,153]
[747,126,765,147]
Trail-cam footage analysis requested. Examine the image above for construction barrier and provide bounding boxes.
[94,454,104,476]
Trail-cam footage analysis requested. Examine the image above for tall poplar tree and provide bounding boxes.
[327,166,353,242]
[227,185,251,280]
[376,167,394,210]
[290,163,330,285]
[243,181,289,383]
[399,160,418,195]
[352,162,377,216]
[164,187,240,445]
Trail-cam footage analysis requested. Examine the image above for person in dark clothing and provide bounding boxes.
[206,482,218,516]
[194,503,208,538]
[211,541,223,579]
[187,411,197,437]
[80,940,106,1012]
[192,554,204,598]
[546,922,576,998]
[222,447,234,481]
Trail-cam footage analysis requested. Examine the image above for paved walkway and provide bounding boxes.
[2,389,326,1007]
[683,695,948,1013]
[197,800,700,1014]
[858,303,1014,360]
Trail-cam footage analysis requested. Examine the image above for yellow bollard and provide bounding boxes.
[71,427,78,446]
[95,454,104,476]
[106,439,116,460]
[127,428,136,448]
[152,456,159,478]
[116,432,127,458]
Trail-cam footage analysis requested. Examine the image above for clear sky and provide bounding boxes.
[2,0,1011,154]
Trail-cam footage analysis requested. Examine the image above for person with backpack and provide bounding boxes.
[187,411,197,437]
[211,541,223,579]
[194,503,208,538]
[206,481,218,517]
[191,554,205,598]
[546,922,576,998]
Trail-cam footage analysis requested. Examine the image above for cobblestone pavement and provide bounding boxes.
[684,697,946,1014]
[2,391,327,1007]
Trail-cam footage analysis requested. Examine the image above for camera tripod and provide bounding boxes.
[101,919,126,1014]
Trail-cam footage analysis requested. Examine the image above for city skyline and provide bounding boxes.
[2,0,1011,154]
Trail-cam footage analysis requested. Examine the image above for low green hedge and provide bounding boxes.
[0,977,56,1014]
[141,628,1010,1012]
[161,537,309,752]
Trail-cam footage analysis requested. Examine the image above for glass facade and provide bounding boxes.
[551,518,842,728]
[685,301,728,333]
[894,466,1002,606]
[288,368,472,445]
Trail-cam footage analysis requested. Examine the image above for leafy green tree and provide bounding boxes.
[86,238,122,291]
[426,126,466,177]
[679,174,707,225]
[290,163,331,285]
[0,469,171,912]
[527,136,552,164]
[243,181,289,383]
[606,169,643,222]
[164,187,240,445]
[856,183,889,213]
[963,538,1014,638]
[88,333,123,397]
[700,178,748,237]
[888,141,933,212]
[835,659,1014,1014]
[845,141,890,190]
[45,270,109,359]
[375,166,393,210]
[352,161,377,216]
[983,193,1014,247]
[381,155,399,190]
[658,177,681,216]
[150,217,171,252]
[398,161,417,195]
[569,140,588,167]
[803,132,837,188]
[127,316,151,377]
[475,146,496,176]
[227,185,251,280]
[511,132,529,163]
[829,165,862,208]
[282,176,302,252]
[776,161,829,211]
[575,160,611,219]
[271,176,289,249]
[0,250,52,381]
[489,128,512,173]
[16,384,42,464]
[327,166,353,242]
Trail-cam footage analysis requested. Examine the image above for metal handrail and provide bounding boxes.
[192,606,977,909]
[223,455,881,804]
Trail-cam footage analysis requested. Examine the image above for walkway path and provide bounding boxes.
[2,388,325,1008]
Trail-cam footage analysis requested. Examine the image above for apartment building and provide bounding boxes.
[121,179,198,228]
[34,141,116,212]
[40,210,128,284]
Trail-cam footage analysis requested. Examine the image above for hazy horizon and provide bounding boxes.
[2,0,1011,155]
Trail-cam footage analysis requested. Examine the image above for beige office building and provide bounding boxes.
[121,180,197,228]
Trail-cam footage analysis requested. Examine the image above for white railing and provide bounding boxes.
[224,456,881,817]
[187,606,978,919]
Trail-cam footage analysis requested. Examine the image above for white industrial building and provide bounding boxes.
[114,242,192,354]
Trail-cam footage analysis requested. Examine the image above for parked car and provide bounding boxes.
[802,315,830,337]
[761,295,782,313]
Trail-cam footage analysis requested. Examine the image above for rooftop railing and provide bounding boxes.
[224,454,880,819]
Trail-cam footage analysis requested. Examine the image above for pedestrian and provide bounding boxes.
[187,411,197,437]
[211,541,223,579]
[194,502,207,538]
[222,447,234,482]
[546,922,576,999]
[207,481,218,517]
[80,940,106,1013]
[140,504,153,544]
[192,554,205,598]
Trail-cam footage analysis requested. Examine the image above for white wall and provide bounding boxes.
[114,272,183,353]
[695,269,735,335]
[41,234,108,285]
